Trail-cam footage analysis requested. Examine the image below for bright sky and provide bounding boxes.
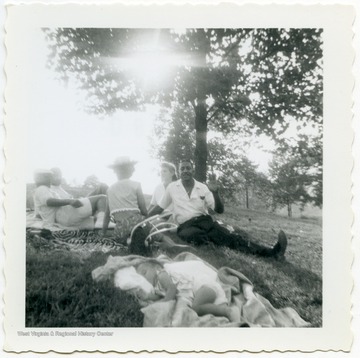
[26,29,162,194]
[25,28,280,194]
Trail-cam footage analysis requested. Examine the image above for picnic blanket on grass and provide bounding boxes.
[26,212,95,231]
[26,213,125,254]
[92,252,310,328]
[26,228,126,254]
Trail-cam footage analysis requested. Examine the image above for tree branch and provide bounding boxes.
[207,106,222,123]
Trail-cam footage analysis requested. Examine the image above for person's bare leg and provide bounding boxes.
[87,195,106,214]
[192,286,240,322]
[87,195,108,229]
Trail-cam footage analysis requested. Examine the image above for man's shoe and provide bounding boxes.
[272,230,288,259]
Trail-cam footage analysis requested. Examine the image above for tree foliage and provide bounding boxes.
[152,104,195,165]
[271,126,323,209]
[269,154,314,217]
[44,28,323,182]
[215,155,276,209]
[83,175,100,189]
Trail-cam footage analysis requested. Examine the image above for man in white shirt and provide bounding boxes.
[148,160,287,259]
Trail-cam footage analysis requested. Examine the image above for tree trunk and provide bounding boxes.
[194,102,208,183]
[192,31,210,183]
[245,185,249,209]
[287,201,292,218]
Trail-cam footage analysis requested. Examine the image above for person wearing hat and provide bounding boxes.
[102,156,148,244]
[33,168,107,229]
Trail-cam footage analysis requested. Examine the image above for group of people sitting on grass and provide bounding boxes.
[33,156,290,325]
[33,156,288,259]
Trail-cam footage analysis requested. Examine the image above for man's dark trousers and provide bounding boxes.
[177,215,274,257]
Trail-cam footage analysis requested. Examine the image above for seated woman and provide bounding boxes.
[136,260,240,323]
[148,161,177,221]
[102,157,148,244]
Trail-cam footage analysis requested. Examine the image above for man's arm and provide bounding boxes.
[148,185,172,217]
[211,191,224,214]
[46,198,83,208]
[207,181,224,214]
[136,185,148,217]
[148,205,164,217]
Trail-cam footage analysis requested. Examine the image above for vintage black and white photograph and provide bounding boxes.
[3,3,354,354]
[24,26,322,328]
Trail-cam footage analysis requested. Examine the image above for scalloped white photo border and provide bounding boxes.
[2,1,355,354]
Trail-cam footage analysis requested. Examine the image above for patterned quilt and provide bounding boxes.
[26,211,126,254]
[26,228,127,254]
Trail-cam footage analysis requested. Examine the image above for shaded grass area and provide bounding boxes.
[26,207,322,328]
[26,250,143,327]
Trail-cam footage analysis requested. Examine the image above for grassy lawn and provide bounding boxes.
[26,206,322,327]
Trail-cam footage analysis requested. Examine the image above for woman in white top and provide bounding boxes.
[148,162,177,219]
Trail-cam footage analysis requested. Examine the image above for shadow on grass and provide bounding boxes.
[269,257,322,292]
[26,249,144,328]
[249,256,322,301]
[238,256,322,327]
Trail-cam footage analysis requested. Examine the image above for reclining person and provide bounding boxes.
[33,169,106,229]
[148,160,288,259]
[136,260,241,323]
